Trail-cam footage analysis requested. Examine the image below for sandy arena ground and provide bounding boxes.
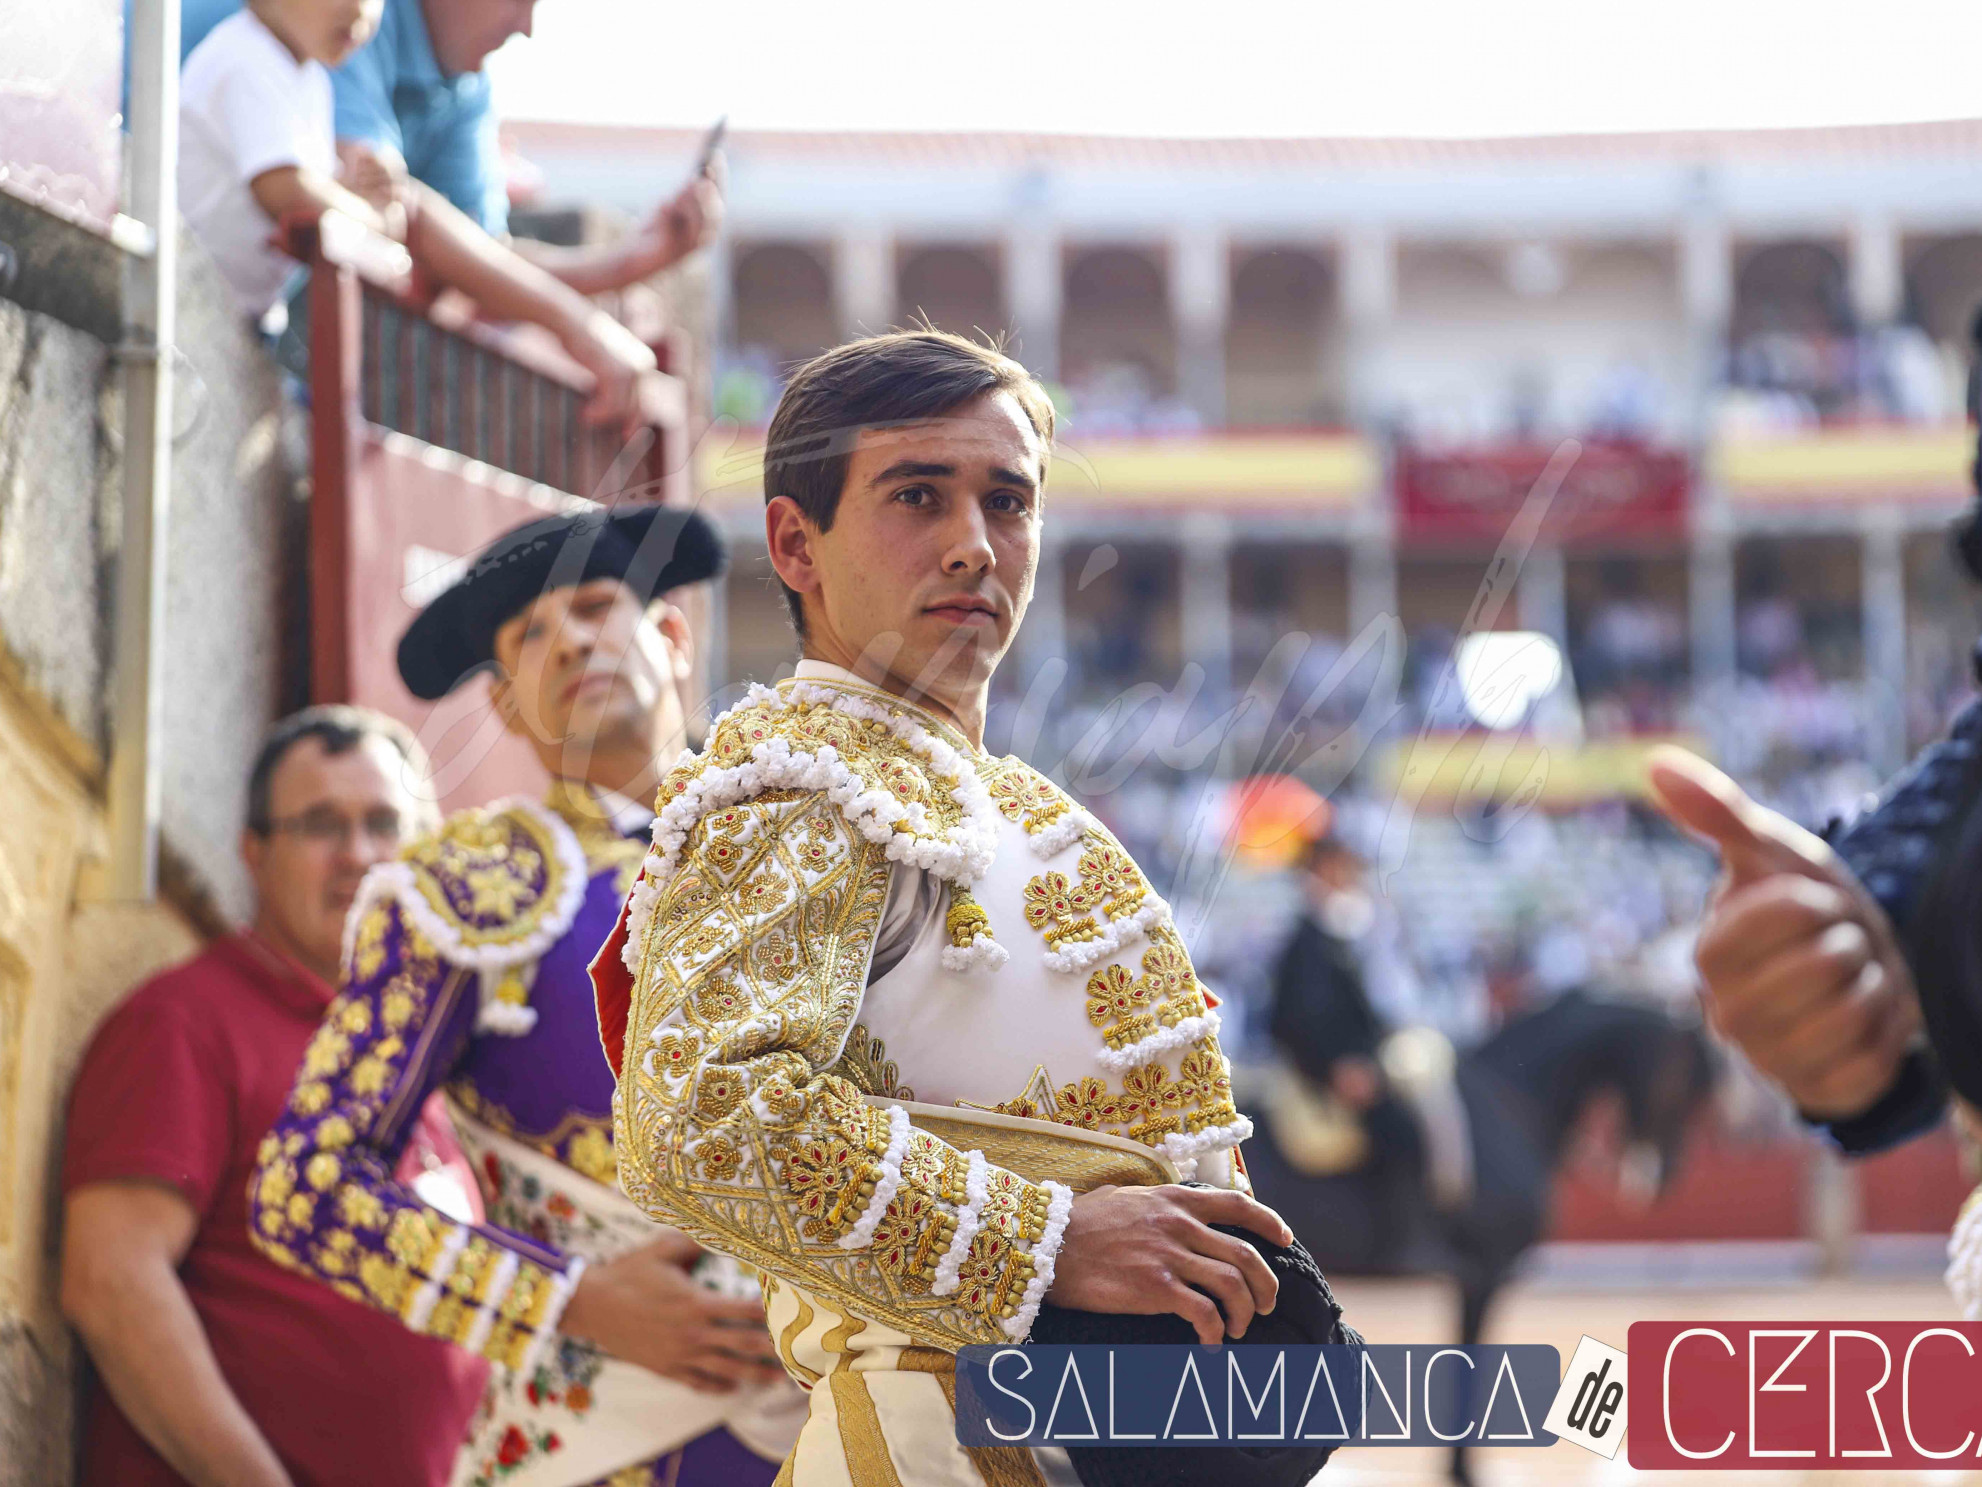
[1318,1267,1965,1485]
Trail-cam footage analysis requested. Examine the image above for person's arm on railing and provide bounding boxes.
[334,137,722,299]
[249,167,654,428]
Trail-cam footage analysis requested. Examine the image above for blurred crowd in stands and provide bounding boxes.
[1719,325,1963,430]
[972,547,1981,1071]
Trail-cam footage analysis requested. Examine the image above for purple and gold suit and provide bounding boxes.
[250,781,800,1487]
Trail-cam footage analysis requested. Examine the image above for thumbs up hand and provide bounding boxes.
[1647,746,1920,1121]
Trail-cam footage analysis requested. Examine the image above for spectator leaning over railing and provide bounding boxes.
[181,0,722,298]
[177,0,677,426]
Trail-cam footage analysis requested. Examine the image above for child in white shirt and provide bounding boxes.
[177,0,657,425]
[179,0,377,325]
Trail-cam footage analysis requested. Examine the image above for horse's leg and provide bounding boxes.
[1448,1270,1500,1485]
[1459,1269,1496,1348]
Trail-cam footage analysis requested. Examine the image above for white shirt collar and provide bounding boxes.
[792,659,864,688]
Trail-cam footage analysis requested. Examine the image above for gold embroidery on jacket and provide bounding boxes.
[985,767,1072,837]
[615,702,1066,1350]
[1021,840,1153,951]
[830,1024,916,1102]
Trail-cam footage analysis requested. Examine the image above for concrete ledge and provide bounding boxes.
[0,188,125,346]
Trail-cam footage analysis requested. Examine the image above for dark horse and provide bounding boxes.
[1244,990,1716,1482]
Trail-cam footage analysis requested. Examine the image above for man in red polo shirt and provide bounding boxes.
[60,706,487,1487]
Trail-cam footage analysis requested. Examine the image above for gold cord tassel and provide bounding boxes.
[945,885,994,948]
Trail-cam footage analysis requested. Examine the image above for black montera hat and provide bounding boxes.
[396,504,726,700]
[1025,1219,1362,1487]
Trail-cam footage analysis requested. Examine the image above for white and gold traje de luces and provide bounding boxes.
[612,661,1254,1486]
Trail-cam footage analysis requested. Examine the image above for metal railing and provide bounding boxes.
[286,208,691,700]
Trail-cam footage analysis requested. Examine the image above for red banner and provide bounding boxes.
[1629,1321,1982,1468]
[1396,441,1689,546]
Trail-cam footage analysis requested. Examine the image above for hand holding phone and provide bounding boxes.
[693,115,728,179]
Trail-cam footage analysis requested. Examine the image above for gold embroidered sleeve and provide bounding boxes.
[615,790,1072,1349]
[248,896,582,1370]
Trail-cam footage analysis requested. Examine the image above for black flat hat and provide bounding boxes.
[1026,1220,1363,1487]
[396,504,726,700]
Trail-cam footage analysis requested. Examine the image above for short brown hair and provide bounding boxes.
[762,330,1056,634]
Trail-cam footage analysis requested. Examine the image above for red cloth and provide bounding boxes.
[589,891,635,1080]
[64,933,489,1487]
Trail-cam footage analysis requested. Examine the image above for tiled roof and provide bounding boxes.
[505,118,1982,170]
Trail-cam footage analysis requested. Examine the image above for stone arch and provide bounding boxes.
[1226,247,1336,426]
[730,242,836,369]
[1060,246,1175,396]
[1732,240,1850,338]
[1905,233,1982,346]
[894,245,1006,342]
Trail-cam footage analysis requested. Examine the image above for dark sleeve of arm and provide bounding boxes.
[1269,922,1352,1086]
[1812,1048,1948,1155]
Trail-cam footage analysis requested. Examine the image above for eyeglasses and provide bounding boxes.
[262,809,409,849]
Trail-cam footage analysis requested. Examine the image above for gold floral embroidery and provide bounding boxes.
[738,866,794,917]
[676,922,731,960]
[351,909,389,981]
[1084,963,1156,1050]
[380,988,415,1031]
[302,1030,353,1079]
[1021,835,1154,956]
[409,824,543,921]
[829,1023,915,1101]
[953,1231,1032,1319]
[651,1028,704,1082]
[1176,1039,1233,1110]
[753,931,805,986]
[1022,871,1101,949]
[900,1129,968,1204]
[873,754,935,812]
[360,1251,415,1311]
[986,767,1072,836]
[1075,841,1146,920]
[776,1134,873,1242]
[567,1124,618,1185]
[304,1152,342,1190]
[338,1186,387,1230]
[786,706,868,755]
[694,1135,743,1182]
[691,971,752,1023]
[979,1173,1053,1243]
[386,1208,453,1273]
[1141,927,1208,1024]
[870,1189,950,1294]
[693,1068,749,1124]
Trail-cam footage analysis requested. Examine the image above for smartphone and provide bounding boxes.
[693,115,728,178]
